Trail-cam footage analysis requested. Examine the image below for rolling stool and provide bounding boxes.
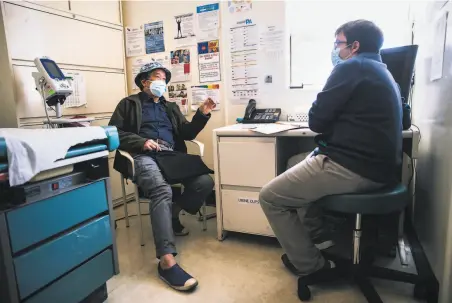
[297,184,425,303]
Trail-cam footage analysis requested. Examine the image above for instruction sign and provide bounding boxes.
[238,197,259,205]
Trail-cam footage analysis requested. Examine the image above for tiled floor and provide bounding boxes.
[106,204,423,303]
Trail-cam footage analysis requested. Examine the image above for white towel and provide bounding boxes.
[0,127,107,186]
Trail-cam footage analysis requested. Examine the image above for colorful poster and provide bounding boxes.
[168,83,189,115]
[198,40,221,83]
[144,21,165,54]
[125,25,145,57]
[170,49,191,82]
[191,84,220,112]
[174,13,196,46]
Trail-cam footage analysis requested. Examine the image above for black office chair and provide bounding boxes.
[297,184,426,303]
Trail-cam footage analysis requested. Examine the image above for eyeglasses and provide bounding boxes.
[146,77,165,82]
[333,40,348,48]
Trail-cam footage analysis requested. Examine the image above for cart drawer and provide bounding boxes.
[7,180,108,253]
[14,215,113,299]
[24,249,115,303]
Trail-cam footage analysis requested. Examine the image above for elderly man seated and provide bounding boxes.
[109,62,215,291]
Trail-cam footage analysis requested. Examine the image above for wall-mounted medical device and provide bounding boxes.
[32,57,73,120]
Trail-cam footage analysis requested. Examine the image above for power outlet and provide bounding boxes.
[287,113,309,122]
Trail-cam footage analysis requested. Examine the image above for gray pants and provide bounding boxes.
[259,153,382,275]
[134,149,214,258]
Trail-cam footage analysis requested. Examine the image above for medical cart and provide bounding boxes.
[0,126,120,303]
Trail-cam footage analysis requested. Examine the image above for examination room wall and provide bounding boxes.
[121,0,320,169]
[219,0,319,125]
[0,1,136,203]
[411,2,452,302]
[122,0,227,170]
[0,1,126,124]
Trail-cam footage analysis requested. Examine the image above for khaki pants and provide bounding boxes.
[259,153,382,275]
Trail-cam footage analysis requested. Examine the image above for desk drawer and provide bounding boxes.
[219,137,276,187]
[221,188,274,237]
[14,215,112,299]
[7,180,108,253]
[24,249,115,303]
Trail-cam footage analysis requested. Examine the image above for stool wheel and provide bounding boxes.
[297,283,311,301]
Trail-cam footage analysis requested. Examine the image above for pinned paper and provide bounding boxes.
[170,49,191,82]
[125,25,145,57]
[198,40,221,83]
[64,72,87,108]
[168,84,189,116]
[145,21,165,54]
[191,84,220,112]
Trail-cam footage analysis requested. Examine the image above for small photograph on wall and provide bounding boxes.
[168,84,189,116]
[170,49,191,82]
[145,21,165,54]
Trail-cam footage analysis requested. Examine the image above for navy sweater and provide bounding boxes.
[309,53,403,184]
[138,92,174,146]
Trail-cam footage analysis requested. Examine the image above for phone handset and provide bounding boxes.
[242,99,281,124]
[244,99,256,120]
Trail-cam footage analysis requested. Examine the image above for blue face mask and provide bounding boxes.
[331,45,352,67]
[331,48,344,67]
[150,80,167,97]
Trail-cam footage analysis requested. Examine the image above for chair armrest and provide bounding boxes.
[118,150,135,178]
[186,140,204,157]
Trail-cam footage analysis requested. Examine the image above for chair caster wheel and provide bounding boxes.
[297,283,311,301]
[414,282,434,300]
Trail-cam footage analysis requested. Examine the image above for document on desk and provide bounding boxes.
[249,123,301,134]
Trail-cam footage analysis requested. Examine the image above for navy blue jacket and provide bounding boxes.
[309,53,403,184]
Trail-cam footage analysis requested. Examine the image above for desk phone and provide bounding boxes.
[242,99,281,124]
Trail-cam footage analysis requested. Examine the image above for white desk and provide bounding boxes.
[213,124,420,243]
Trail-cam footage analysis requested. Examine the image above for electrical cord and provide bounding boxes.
[407,124,421,196]
[411,123,421,142]
[39,80,54,128]
[405,68,418,194]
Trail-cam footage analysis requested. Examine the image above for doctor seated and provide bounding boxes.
[259,20,402,279]
[109,62,215,291]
